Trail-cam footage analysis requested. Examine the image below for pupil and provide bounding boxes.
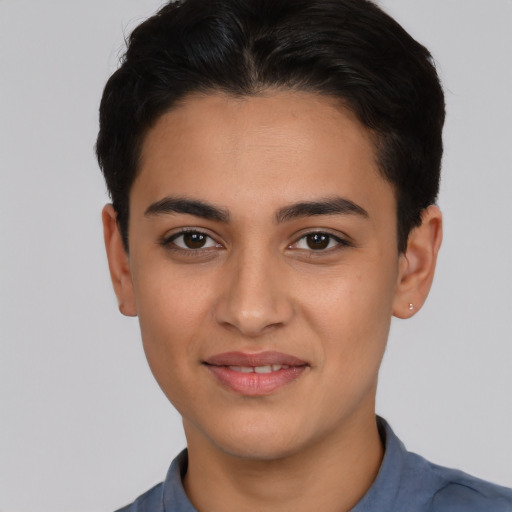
[184,232,206,249]
[307,233,329,250]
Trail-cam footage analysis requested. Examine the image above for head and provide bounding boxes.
[96,0,445,254]
[97,0,444,463]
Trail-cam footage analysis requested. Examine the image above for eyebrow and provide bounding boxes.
[144,195,368,224]
[275,197,368,223]
[144,196,230,223]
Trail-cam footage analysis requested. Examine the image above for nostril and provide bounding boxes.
[213,259,295,335]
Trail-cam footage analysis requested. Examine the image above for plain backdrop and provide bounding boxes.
[1,1,511,511]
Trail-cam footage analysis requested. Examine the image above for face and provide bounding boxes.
[116,92,406,460]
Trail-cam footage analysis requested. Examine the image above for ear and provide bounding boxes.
[102,204,137,317]
[393,205,443,319]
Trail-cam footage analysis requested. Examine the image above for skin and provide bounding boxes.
[103,91,442,512]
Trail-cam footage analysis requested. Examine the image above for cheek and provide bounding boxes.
[134,259,212,336]
[131,266,213,393]
[302,258,397,359]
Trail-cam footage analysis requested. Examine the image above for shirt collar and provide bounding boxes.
[161,416,406,512]
[350,416,406,511]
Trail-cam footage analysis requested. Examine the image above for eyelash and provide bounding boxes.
[289,231,350,252]
[161,228,351,257]
[161,229,222,254]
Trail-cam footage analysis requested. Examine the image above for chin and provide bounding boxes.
[191,412,316,462]
[215,434,305,461]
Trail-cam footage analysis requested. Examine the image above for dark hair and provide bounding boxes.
[96,0,445,253]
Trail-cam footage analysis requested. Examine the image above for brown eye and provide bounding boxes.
[168,231,219,250]
[183,232,207,249]
[306,233,331,250]
[291,232,346,252]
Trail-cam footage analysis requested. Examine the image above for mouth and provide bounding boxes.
[203,351,309,396]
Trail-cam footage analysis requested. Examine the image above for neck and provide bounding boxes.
[183,412,384,512]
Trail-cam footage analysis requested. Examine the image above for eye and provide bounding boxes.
[292,232,345,251]
[167,230,220,250]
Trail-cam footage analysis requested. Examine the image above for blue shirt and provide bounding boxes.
[116,418,512,511]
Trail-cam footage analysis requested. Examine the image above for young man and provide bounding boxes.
[97,0,512,510]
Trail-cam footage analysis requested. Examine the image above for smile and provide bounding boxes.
[228,364,290,373]
[204,351,308,396]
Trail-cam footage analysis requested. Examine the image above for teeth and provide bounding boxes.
[228,365,288,373]
[254,365,272,374]
[228,366,253,373]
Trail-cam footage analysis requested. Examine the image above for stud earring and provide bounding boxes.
[408,303,414,311]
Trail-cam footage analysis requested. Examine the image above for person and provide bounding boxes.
[96,0,512,510]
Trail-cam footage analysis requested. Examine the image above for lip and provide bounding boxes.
[204,351,309,396]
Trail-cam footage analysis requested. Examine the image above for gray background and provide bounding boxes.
[1,1,511,511]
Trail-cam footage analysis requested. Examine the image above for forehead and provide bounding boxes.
[132,91,394,221]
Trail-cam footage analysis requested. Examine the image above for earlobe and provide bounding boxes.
[102,204,138,317]
[393,205,443,319]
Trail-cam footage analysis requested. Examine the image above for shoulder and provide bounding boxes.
[429,464,512,512]
[405,451,512,512]
[113,449,192,512]
[376,418,512,512]
[114,482,164,512]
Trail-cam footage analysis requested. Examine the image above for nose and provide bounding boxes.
[214,247,294,337]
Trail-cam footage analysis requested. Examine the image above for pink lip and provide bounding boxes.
[204,351,309,396]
